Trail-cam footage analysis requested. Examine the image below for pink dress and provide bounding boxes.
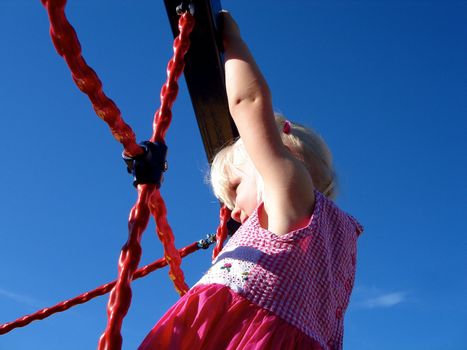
[139,191,363,350]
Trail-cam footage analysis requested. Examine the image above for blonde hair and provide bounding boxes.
[209,113,336,209]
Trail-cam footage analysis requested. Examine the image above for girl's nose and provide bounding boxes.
[231,207,241,223]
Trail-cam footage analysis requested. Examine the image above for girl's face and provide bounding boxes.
[229,162,260,224]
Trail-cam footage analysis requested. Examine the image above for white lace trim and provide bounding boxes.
[194,243,262,293]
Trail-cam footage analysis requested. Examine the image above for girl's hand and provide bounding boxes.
[221,11,241,46]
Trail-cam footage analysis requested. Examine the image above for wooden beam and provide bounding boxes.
[164,0,238,163]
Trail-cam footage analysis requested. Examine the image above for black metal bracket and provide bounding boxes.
[123,141,168,188]
[197,219,241,249]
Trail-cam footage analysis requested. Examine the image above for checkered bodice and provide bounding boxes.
[195,191,362,350]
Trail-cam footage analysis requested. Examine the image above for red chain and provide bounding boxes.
[146,11,195,295]
[98,11,195,350]
[149,190,189,295]
[41,0,142,157]
[98,184,153,350]
[40,1,196,349]
[212,206,231,260]
[0,242,199,336]
[151,11,195,143]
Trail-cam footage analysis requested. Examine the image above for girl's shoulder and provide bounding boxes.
[239,190,363,246]
[315,191,364,238]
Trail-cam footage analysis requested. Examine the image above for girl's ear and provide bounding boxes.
[281,144,301,162]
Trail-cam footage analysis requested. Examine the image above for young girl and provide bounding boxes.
[138,11,362,350]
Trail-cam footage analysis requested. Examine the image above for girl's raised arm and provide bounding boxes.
[222,12,315,235]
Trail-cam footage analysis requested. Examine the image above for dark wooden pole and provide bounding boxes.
[164,0,238,163]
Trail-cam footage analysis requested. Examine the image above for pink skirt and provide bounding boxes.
[138,284,323,350]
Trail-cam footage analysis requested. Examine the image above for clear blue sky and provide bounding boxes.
[1,1,466,349]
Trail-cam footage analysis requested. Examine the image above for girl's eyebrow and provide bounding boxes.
[229,174,241,187]
[228,181,238,192]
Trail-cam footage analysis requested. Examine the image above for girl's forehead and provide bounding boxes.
[229,161,252,179]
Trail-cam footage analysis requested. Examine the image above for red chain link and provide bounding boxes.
[41,0,142,157]
[151,11,195,143]
[149,190,189,295]
[212,206,231,260]
[98,184,153,350]
[0,242,199,336]
[146,11,195,295]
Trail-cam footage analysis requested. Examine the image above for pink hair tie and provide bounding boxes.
[283,120,291,134]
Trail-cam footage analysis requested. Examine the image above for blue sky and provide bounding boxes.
[1,1,466,349]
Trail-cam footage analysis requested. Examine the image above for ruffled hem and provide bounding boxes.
[138,284,323,350]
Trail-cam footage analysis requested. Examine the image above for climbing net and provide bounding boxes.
[0,1,232,349]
